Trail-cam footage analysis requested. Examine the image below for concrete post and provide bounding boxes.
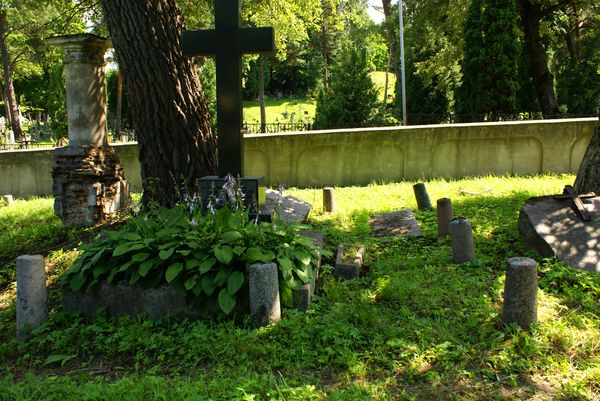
[450,218,476,263]
[437,198,453,237]
[47,34,112,147]
[16,255,47,339]
[249,263,281,328]
[2,195,14,206]
[502,257,538,329]
[413,183,432,210]
[323,187,335,213]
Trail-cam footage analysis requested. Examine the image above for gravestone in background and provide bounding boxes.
[47,34,130,228]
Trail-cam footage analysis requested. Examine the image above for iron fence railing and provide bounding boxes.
[243,122,312,134]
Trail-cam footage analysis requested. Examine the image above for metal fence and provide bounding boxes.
[243,122,312,134]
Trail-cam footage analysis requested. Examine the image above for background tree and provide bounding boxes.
[456,0,520,121]
[101,0,217,207]
[313,43,378,129]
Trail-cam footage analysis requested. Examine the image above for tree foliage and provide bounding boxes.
[456,0,520,120]
[313,44,378,129]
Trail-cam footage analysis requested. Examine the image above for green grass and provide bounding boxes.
[243,98,316,125]
[1,174,599,400]
[369,71,396,103]
[241,71,394,125]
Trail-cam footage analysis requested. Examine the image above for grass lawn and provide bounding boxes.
[243,98,316,125]
[0,175,598,400]
[242,71,395,126]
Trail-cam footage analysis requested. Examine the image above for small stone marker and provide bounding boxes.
[249,263,281,328]
[323,187,335,213]
[16,255,48,339]
[437,198,453,237]
[450,218,475,263]
[334,244,366,280]
[1,195,14,206]
[502,257,538,329]
[370,210,421,237]
[413,183,432,210]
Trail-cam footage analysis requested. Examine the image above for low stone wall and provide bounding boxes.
[1,118,597,197]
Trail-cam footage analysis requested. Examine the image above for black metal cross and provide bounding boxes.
[553,185,596,221]
[182,0,274,177]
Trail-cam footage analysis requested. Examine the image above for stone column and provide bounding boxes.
[437,198,453,237]
[48,34,129,228]
[323,187,336,213]
[450,218,476,263]
[502,257,538,329]
[16,255,47,339]
[413,183,432,210]
[47,34,110,147]
[249,263,281,328]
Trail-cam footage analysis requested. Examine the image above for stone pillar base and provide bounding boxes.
[53,146,130,228]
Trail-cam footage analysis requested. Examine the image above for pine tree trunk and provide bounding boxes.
[101,0,217,207]
[0,11,23,142]
[517,0,560,118]
[574,120,600,193]
[259,56,266,134]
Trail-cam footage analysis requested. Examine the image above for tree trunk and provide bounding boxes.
[383,50,391,108]
[115,69,123,140]
[0,11,23,141]
[259,55,266,134]
[574,120,600,193]
[101,0,217,207]
[382,0,399,82]
[517,0,560,118]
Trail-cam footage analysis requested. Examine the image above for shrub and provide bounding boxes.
[313,44,380,129]
[62,178,328,315]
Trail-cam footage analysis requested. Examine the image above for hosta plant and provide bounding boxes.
[62,179,328,315]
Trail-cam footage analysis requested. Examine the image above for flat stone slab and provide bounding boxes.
[261,189,312,223]
[518,196,600,273]
[370,210,420,237]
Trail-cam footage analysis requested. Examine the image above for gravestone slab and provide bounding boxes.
[519,196,600,273]
[261,189,312,223]
[370,210,420,237]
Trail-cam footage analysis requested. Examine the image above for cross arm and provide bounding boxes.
[182,27,275,56]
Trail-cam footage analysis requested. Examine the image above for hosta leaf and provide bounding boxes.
[227,271,245,295]
[138,260,154,277]
[177,250,192,256]
[122,232,142,241]
[165,263,183,283]
[130,271,141,285]
[69,273,86,292]
[214,269,229,286]
[293,250,312,265]
[278,256,294,276]
[247,247,273,263]
[214,246,233,264]
[218,288,236,315]
[90,249,105,265]
[198,258,216,274]
[159,248,175,260]
[186,259,201,270]
[132,252,150,263]
[112,242,137,257]
[221,231,242,243]
[184,277,197,290]
[92,265,109,278]
[295,266,311,283]
[201,276,215,296]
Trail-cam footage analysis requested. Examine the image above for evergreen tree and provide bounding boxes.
[313,44,379,129]
[456,0,520,121]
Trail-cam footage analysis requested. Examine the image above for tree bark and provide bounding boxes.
[0,10,23,142]
[574,119,600,193]
[101,0,217,207]
[517,0,560,118]
[381,0,399,81]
